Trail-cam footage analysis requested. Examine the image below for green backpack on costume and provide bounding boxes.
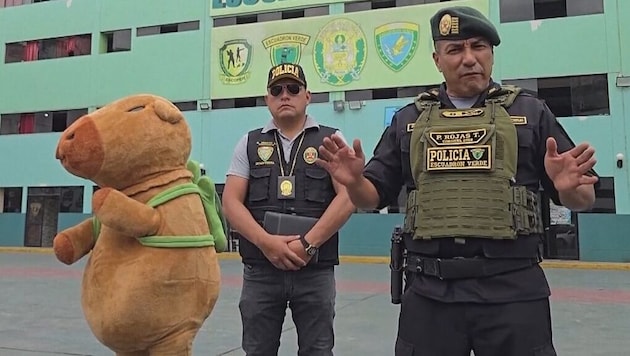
[92,160,228,252]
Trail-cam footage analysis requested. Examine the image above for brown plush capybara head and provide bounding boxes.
[55,94,191,190]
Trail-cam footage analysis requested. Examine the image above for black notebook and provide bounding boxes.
[263,212,320,264]
[263,211,319,237]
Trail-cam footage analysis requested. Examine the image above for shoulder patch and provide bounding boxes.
[510,116,527,125]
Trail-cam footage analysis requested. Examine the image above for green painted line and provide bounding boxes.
[1,247,629,271]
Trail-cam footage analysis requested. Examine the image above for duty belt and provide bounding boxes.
[405,255,540,280]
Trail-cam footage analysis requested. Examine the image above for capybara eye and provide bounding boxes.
[127,106,145,112]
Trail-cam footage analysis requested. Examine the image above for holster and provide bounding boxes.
[390,226,405,304]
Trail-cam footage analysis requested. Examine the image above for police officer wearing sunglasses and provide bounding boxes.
[222,63,355,356]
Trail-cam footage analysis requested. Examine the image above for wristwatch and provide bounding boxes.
[299,236,318,256]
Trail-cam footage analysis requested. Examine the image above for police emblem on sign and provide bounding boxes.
[374,22,419,72]
[313,18,367,86]
[262,33,311,66]
[219,39,252,84]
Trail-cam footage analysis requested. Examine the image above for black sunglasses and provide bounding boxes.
[269,83,302,97]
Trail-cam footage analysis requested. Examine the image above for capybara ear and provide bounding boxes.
[153,99,184,124]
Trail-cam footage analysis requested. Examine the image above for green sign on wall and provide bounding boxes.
[210,0,357,17]
[210,0,488,99]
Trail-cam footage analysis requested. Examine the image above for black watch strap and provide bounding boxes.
[299,236,318,256]
[299,235,311,249]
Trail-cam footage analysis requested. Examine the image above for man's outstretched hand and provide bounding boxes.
[316,134,365,187]
[544,137,598,192]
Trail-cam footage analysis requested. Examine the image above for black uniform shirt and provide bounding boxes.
[364,81,588,303]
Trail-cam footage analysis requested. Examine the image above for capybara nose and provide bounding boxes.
[56,128,76,160]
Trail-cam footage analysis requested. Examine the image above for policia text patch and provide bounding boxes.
[426,145,492,171]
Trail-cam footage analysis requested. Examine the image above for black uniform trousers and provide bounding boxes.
[395,287,557,356]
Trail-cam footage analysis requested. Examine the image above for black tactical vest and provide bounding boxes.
[239,125,339,266]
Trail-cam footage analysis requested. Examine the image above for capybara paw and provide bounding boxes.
[53,233,75,265]
[92,187,114,214]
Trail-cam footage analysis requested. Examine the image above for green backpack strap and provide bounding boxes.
[187,160,228,252]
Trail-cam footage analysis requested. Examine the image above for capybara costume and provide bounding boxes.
[53,94,227,355]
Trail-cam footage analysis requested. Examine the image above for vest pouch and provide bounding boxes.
[304,167,332,203]
[248,167,271,202]
[414,175,517,240]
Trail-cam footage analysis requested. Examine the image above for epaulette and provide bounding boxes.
[416,87,440,101]
[414,88,440,111]
[486,85,522,109]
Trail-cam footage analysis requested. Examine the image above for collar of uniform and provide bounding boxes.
[260,115,320,134]
[438,79,499,108]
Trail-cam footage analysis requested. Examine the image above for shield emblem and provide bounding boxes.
[257,146,274,162]
[375,22,419,72]
[313,18,367,86]
[471,148,485,160]
[271,44,301,66]
[262,33,311,67]
[219,39,252,78]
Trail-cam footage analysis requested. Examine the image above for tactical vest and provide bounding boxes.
[240,125,339,265]
[404,86,543,240]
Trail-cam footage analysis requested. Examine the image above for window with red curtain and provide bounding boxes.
[18,114,35,134]
[57,36,77,57]
[5,0,24,8]
[23,41,39,61]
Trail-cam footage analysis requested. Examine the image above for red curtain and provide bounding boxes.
[4,0,24,7]
[57,36,77,57]
[19,114,35,134]
[23,41,39,61]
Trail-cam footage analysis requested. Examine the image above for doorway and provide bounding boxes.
[23,189,60,247]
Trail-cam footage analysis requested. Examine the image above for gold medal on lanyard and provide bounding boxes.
[275,131,305,200]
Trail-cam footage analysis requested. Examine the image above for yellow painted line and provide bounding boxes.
[0,247,54,254]
[1,247,629,271]
[540,260,630,270]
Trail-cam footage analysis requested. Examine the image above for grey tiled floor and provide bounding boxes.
[1,252,629,356]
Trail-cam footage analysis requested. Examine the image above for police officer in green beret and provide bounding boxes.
[317,5,598,356]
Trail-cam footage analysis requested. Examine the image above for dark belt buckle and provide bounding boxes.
[423,258,443,280]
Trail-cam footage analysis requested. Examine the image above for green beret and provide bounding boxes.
[430,6,500,46]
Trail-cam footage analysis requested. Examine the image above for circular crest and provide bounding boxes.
[439,14,452,36]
